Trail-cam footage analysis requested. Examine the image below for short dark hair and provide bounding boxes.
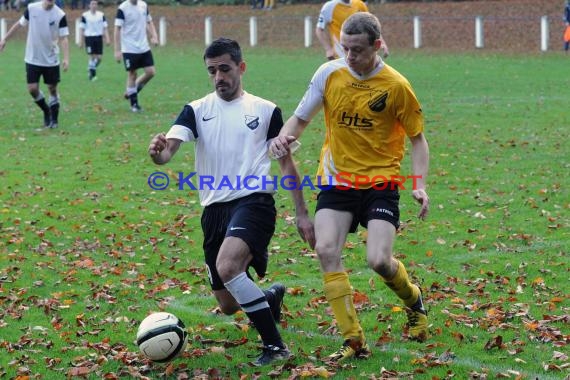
[342,12,382,46]
[203,38,242,65]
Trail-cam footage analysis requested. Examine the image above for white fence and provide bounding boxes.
[0,15,555,52]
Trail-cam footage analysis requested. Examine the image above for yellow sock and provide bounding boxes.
[382,260,419,307]
[323,272,364,341]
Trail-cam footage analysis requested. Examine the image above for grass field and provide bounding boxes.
[0,41,569,379]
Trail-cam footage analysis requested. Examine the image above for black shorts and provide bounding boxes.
[201,193,276,290]
[316,185,400,232]
[85,36,103,55]
[26,63,60,85]
[122,50,154,71]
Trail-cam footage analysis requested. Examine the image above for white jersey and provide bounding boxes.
[19,2,69,67]
[165,91,283,206]
[80,10,107,37]
[115,0,151,54]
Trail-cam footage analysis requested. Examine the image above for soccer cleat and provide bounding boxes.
[49,122,58,129]
[406,291,428,341]
[326,338,370,363]
[266,283,285,323]
[131,104,142,113]
[252,345,291,366]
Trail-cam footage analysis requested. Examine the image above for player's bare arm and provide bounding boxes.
[269,115,309,159]
[409,132,430,220]
[113,25,122,62]
[61,36,69,71]
[277,153,316,249]
[148,134,181,165]
[315,26,335,59]
[0,21,22,52]
[148,21,158,46]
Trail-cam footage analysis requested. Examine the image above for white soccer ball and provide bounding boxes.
[136,312,188,363]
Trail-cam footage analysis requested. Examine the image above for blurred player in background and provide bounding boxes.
[316,0,389,60]
[79,0,111,81]
[114,0,158,113]
[0,0,69,129]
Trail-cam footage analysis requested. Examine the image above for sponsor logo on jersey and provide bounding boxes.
[245,115,260,130]
[338,111,373,129]
[350,82,370,89]
[369,91,388,112]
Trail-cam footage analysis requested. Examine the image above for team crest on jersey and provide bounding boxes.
[369,91,388,112]
[245,115,260,130]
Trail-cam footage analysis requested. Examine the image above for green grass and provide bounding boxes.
[0,42,569,379]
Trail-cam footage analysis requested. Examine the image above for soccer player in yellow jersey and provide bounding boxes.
[270,12,429,362]
[316,0,388,60]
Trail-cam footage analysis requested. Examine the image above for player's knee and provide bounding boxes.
[367,255,392,277]
[315,241,342,269]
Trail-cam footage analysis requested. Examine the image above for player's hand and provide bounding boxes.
[114,51,122,63]
[296,213,315,249]
[269,135,297,159]
[62,60,69,72]
[412,188,429,220]
[148,133,167,157]
[150,36,158,46]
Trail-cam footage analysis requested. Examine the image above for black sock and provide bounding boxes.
[246,308,284,348]
[129,93,139,107]
[50,103,59,124]
[35,98,50,114]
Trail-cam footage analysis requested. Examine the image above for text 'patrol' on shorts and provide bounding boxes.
[315,184,400,232]
[201,192,276,291]
[122,50,154,71]
[26,63,60,85]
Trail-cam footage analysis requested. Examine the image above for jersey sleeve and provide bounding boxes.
[19,9,29,26]
[316,1,333,30]
[59,16,69,37]
[80,15,86,28]
[115,8,124,26]
[166,105,198,142]
[146,6,152,22]
[267,107,284,140]
[294,62,338,122]
[394,81,424,137]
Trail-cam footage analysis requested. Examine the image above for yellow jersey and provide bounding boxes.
[316,0,368,58]
[294,59,424,189]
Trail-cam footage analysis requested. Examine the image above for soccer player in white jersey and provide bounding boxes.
[114,0,158,113]
[270,12,429,362]
[79,0,110,81]
[0,0,69,129]
[148,38,315,366]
